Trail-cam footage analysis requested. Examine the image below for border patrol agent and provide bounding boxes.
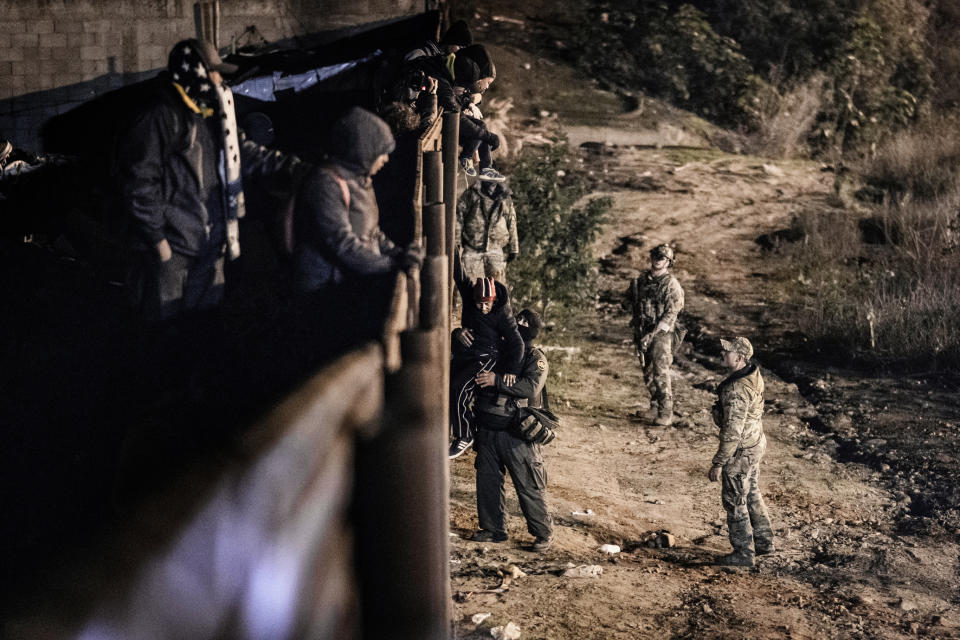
[469,309,554,551]
[708,336,774,567]
[626,243,684,425]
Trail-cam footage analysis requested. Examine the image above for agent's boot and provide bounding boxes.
[718,551,755,566]
[721,516,755,566]
[654,400,673,426]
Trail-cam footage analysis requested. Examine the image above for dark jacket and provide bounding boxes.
[405,54,479,114]
[293,107,400,291]
[118,79,302,256]
[475,344,549,425]
[453,252,523,375]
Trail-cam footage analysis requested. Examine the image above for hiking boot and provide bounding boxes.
[448,437,473,459]
[654,413,673,426]
[460,157,477,178]
[717,552,754,567]
[755,541,776,556]
[531,536,553,551]
[478,167,507,182]
[470,530,507,543]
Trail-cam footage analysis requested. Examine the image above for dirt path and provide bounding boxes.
[448,125,960,638]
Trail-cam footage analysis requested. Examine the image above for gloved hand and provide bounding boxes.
[507,251,518,263]
[393,244,424,273]
[485,132,501,151]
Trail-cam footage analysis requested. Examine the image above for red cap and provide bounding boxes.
[473,277,497,303]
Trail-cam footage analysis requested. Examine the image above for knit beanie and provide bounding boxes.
[473,277,497,303]
[440,20,473,47]
[457,44,496,80]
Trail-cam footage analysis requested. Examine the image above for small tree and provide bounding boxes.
[505,141,611,323]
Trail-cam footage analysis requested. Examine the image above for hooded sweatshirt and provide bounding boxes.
[293,107,400,291]
[712,363,765,466]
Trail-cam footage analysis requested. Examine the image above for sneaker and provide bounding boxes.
[469,530,507,543]
[717,552,754,567]
[448,437,473,459]
[531,536,553,551]
[478,167,506,182]
[460,157,477,178]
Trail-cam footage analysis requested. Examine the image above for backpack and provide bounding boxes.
[279,166,350,255]
[515,387,560,445]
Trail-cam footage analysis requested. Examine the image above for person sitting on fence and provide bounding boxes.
[286,107,422,368]
[453,44,504,182]
[449,247,524,459]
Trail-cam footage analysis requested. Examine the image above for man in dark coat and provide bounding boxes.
[470,308,554,551]
[118,39,303,324]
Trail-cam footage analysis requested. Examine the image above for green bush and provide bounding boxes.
[503,141,611,322]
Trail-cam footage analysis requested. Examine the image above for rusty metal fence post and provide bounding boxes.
[355,330,449,640]
[441,111,459,291]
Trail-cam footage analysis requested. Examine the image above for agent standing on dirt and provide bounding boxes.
[708,336,774,567]
[470,308,554,551]
[456,178,519,283]
[625,243,685,425]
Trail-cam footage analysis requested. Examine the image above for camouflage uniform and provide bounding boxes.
[626,270,684,419]
[712,360,774,561]
[457,181,519,282]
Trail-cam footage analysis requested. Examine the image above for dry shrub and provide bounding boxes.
[863,116,960,201]
[746,73,829,158]
[790,194,960,369]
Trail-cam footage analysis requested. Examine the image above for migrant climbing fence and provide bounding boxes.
[7,112,460,640]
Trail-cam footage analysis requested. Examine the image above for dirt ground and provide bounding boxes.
[447,16,960,640]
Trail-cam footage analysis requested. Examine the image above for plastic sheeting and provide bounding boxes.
[231,51,381,102]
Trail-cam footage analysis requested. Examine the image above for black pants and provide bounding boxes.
[450,356,496,441]
[474,426,552,539]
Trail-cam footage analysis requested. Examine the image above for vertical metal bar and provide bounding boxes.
[419,256,448,333]
[356,330,449,640]
[423,203,446,258]
[441,111,459,285]
[423,150,444,205]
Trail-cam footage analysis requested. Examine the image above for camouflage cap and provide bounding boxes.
[720,336,753,359]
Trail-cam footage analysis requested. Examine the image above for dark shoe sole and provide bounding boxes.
[469,531,507,543]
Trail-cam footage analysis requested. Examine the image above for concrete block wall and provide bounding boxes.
[0,0,422,151]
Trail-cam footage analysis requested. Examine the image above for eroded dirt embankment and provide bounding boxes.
[448,131,960,639]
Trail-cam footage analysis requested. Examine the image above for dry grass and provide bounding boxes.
[745,73,828,159]
[862,116,960,201]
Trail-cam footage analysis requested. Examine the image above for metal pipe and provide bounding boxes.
[419,256,448,332]
[423,203,446,258]
[423,150,443,205]
[441,111,459,279]
[355,329,449,640]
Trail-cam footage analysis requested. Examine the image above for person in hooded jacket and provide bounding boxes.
[457,178,519,282]
[403,19,472,61]
[453,45,504,182]
[707,336,774,567]
[470,308,554,551]
[449,247,524,459]
[286,107,422,369]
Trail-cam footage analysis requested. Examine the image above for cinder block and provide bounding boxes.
[54,72,83,86]
[40,59,59,75]
[37,74,54,90]
[83,20,106,34]
[38,47,52,60]
[0,34,10,49]
[80,45,105,61]
[0,48,25,62]
[82,58,107,76]
[12,59,41,76]
[30,20,55,35]
[67,33,85,47]
[0,21,27,35]
[66,58,83,74]
[54,19,84,34]
[39,33,68,48]
[12,33,39,48]
[51,47,70,61]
